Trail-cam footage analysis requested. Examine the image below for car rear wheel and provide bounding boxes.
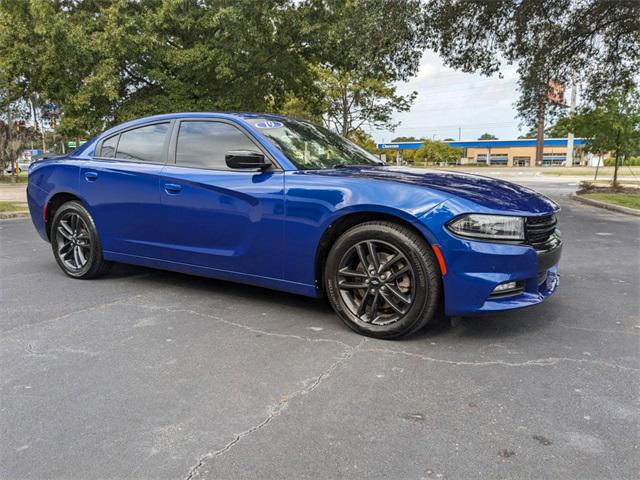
[324,221,442,339]
[51,201,110,279]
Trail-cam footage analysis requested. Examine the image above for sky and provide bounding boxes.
[370,50,526,144]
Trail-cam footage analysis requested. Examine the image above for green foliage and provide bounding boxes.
[0,104,39,173]
[517,117,577,139]
[568,89,640,185]
[424,0,640,126]
[348,129,378,154]
[518,127,537,139]
[391,136,420,142]
[0,0,426,142]
[415,139,462,164]
[604,156,640,167]
[545,118,573,138]
[477,133,497,140]
[0,201,27,212]
[280,93,324,125]
[318,67,416,137]
[305,0,426,83]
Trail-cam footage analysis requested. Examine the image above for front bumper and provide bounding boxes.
[439,234,562,317]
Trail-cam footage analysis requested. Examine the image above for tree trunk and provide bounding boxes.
[7,108,16,183]
[612,130,621,189]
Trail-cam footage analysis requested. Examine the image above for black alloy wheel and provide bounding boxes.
[55,211,92,271]
[325,221,442,339]
[337,239,416,326]
[51,201,110,279]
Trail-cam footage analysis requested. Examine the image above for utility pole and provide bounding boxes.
[458,127,461,141]
[535,99,545,167]
[565,78,577,167]
[7,107,15,182]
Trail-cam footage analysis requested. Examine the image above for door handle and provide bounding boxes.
[84,171,98,182]
[164,183,182,194]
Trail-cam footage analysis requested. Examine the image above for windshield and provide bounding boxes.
[245,118,384,170]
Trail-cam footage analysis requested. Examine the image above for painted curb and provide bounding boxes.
[571,194,640,217]
[0,211,29,220]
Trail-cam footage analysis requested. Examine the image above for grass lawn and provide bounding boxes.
[412,165,640,177]
[0,201,28,212]
[0,174,28,183]
[541,166,640,176]
[581,193,640,210]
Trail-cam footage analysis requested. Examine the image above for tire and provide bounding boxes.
[50,201,110,279]
[324,221,442,339]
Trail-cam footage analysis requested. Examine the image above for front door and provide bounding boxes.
[158,120,285,280]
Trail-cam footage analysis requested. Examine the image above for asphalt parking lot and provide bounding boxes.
[1,181,639,479]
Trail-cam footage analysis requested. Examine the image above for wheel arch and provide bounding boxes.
[45,192,88,240]
[314,209,441,296]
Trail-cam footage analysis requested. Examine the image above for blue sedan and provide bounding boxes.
[26,113,561,338]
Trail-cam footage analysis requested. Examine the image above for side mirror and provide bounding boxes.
[225,150,269,170]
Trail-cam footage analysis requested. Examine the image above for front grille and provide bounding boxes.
[526,214,557,248]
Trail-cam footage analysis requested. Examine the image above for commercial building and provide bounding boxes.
[377,138,593,167]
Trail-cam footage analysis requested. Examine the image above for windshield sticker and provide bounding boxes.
[254,120,283,129]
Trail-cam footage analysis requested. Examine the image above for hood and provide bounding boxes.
[312,166,558,214]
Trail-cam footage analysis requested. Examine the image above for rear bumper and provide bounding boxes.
[26,182,49,242]
[439,235,562,317]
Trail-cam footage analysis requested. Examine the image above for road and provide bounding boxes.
[1,181,639,479]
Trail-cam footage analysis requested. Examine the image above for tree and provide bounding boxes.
[478,133,498,140]
[317,67,416,137]
[302,0,425,137]
[545,117,573,138]
[305,0,426,84]
[349,129,379,154]
[0,0,428,141]
[424,0,640,159]
[0,1,318,136]
[517,119,572,139]
[415,139,462,164]
[569,89,640,187]
[0,119,39,180]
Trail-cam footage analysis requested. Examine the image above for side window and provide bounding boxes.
[116,123,169,163]
[100,135,118,158]
[176,121,259,170]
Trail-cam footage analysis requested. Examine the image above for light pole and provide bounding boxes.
[565,79,577,167]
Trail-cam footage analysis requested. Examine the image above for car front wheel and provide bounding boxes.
[51,201,110,279]
[324,221,442,339]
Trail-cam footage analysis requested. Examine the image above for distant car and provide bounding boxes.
[26,113,562,338]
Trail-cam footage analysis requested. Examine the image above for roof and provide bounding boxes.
[377,138,587,150]
[446,138,587,148]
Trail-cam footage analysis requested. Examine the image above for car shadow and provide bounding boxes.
[103,263,557,340]
[106,262,333,315]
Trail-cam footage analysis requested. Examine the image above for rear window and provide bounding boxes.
[100,135,118,158]
[116,123,169,163]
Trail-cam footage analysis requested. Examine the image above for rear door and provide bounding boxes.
[80,121,172,258]
[158,119,285,279]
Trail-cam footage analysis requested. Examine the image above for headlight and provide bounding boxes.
[447,214,525,241]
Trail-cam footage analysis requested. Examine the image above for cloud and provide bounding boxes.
[372,51,526,142]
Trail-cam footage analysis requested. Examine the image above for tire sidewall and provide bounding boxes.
[325,223,438,338]
[51,201,103,278]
